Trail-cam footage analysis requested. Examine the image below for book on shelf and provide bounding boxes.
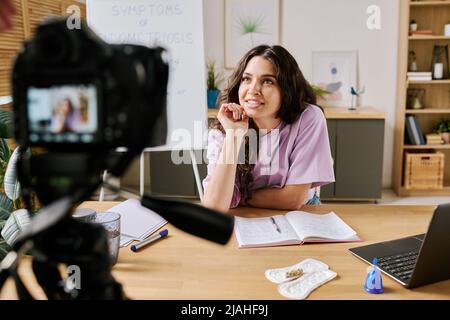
[405,115,426,145]
[408,77,433,81]
[407,72,432,77]
[410,30,433,35]
[426,133,444,144]
[234,211,360,248]
[407,72,432,81]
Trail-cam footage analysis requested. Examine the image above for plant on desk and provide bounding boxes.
[434,119,450,144]
[206,60,224,109]
[0,109,37,260]
[310,84,330,104]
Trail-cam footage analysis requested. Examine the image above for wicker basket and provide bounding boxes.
[404,152,444,190]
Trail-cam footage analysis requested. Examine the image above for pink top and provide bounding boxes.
[202,104,335,208]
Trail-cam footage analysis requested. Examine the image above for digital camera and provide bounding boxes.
[12,17,169,152]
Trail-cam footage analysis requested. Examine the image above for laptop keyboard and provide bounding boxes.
[377,250,420,282]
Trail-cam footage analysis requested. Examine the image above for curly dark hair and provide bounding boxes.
[211,45,317,204]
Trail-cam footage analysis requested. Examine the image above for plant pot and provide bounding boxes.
[207,90,220,109]
[440,132,450,144]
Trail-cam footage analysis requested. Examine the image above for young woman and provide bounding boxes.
[202,45,334,213]
[52,98,79,133]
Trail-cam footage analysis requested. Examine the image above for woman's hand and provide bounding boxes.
[217,103,249,134]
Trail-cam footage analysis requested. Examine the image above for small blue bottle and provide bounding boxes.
[364,258,384,294]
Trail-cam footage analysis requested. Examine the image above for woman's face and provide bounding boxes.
[61,100,72,114]
[238,56,282,121]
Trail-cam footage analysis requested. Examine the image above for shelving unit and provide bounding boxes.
[393,0,450,196]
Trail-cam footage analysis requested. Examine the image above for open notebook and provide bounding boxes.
[108,199,167,247]
[234,211,360,248]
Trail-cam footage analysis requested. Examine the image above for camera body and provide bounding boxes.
[11,17,169,204]
[13,18,169,153]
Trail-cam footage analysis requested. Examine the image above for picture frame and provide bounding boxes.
[312,51,358,107]
[224,0,280,69]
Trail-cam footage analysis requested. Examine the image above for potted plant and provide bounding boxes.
[445,21,450,37]
[410,19,418,32]
[0,108,16,260]
[206,60,224,109]
[434,119,450,143]
[310,84,330,104]
[0,108,37,260]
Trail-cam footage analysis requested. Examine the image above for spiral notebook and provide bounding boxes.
[108,199,167,247]
[235,211,360,248]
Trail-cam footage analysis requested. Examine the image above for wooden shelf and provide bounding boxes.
[410,1,450,7]
[405,108,450,113]
[394,1,450,196]
[399,186,450,197]
[409,35,450,40]
[408,79,450,85]
[403,144,450,149]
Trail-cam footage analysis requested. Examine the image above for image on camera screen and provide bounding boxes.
[27,85,98,143]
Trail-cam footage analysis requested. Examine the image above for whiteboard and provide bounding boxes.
[86,0,207,150]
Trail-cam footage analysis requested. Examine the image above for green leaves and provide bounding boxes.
[206,60,224,91]
[4,147,21,201]
[0,109,14,139]
[434,119,450,133]
[0,138,11,163]
[0,237,12,261]
[311,85,331,100]
[236,14,267,36]
[0,109,15,261]
[0,192,13,221]
[0,192,13,262]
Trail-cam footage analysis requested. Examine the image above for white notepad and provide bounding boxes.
[234,211,360,248]
[108,199,167,247]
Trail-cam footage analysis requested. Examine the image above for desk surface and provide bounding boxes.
[2,203,449,300]
[208,107,386,120]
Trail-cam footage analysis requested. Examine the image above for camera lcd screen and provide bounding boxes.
[27,85,98,143]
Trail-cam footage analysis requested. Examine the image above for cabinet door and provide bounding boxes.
[334,120,384,198]
[320,120,336,198]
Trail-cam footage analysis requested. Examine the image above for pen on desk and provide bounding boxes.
[270,217,281,233]
[130,229,169,252]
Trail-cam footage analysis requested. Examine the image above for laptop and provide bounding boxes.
[349,203,450,289]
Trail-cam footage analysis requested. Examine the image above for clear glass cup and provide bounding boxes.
[93,211,121,265]
[72,208,97,223]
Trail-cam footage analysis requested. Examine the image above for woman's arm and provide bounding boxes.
[202,103,248,213]
[246,183,311,210]
[202,132,245,212]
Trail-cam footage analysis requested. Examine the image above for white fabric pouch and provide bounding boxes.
[265,258,330,284]
[265,258,337,300]
[278,269,337,300]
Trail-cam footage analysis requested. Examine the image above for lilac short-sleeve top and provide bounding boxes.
[202,104,335,208]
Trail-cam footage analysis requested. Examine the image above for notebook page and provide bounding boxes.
[234,215,300,247]
[109,199,167,239]
[286,211,357,241]
[120,234,135,247]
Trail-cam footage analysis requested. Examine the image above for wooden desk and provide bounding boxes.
[2,203,450,300]
[207,106,386,120]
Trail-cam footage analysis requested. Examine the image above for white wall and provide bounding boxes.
[203,0,400,188]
